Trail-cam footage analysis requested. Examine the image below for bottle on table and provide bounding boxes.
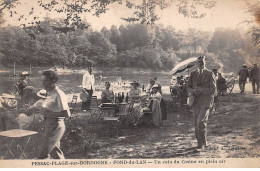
[114,93,117,103]
[125,93,129,103]
[122,92,125,102]
[118,92,122,103]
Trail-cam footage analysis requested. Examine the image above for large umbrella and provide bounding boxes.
[171,57,198,75]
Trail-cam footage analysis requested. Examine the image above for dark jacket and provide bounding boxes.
[187,69,216,107]
[217,76,227,91]
[250,67,260,81]
[238,67,249,82]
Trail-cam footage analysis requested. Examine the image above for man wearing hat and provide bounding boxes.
[82,66,95,111]
[250,63,260,94]
[187,55,216,151]
[16,71,30,95]
[238,64,249,93]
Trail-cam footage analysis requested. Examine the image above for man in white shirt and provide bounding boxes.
[26,70,71,159]
[82,66,95,110]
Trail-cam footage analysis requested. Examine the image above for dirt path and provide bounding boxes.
[67,93,260,159]
[0,83,259,159]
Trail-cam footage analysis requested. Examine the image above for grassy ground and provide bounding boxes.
[59,93,260,159]
[0,68,259,159]
[2,92,259,159]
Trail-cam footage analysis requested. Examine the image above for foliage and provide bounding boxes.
[207,28,250,71]
[0,17,254,72]
[1,0,216,28]
[245,0,260,52]
[121,0,216,24]
[62,118,99,155]
[0,0,20,25]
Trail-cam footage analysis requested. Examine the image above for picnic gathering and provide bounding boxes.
[0,0,260,162]
[0,55,259,159]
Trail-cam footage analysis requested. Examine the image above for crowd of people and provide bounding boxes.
[238,63,260,94]
[0,56,259,158]
[1,71,71,159]
[81,67,167,126]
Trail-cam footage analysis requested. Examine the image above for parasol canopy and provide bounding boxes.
[171,57,198,75]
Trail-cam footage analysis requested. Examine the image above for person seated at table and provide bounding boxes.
[15,71,30,96]
[146,78,162,95]
[129,81,141,102]
[17,89,48,130]
[141,85,163,126]
[150,85,162,102]
[128,81,143,125]
[0,93,17,131]
[101,82,114,103]
[146,79,156,94]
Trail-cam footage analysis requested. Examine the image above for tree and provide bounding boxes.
[109,25,121,50]
[4,0,217,29]
[101,27,111,40]
[121,0,216,24]
[245,0,260,52]
[208,28,248,72]
[154,25,182,51]
[117,24,153,51]
[0,0,20,26]
[181,28,210,54]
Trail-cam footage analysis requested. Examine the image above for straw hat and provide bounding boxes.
[36,89,47,99]
[21,71,30,76]
[130,81,140,86]
[1,93,15,99]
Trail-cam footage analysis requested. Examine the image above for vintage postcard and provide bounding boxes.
[0,0,259,168]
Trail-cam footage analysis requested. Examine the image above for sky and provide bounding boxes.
[2,0,253,32]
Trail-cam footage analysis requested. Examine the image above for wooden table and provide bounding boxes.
[0,129,38,159]
[88,103,119,123]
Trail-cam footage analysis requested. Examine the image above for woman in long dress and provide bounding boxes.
[129,81,143,125]
[149,85,162,126]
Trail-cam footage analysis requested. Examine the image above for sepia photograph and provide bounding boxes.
[0,0,259,168]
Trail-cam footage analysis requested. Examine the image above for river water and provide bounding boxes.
[0,67,173,100]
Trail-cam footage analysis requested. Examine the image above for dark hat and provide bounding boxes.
[130,81,140,86]
[197,56,205,61]
[105,81,110,85]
